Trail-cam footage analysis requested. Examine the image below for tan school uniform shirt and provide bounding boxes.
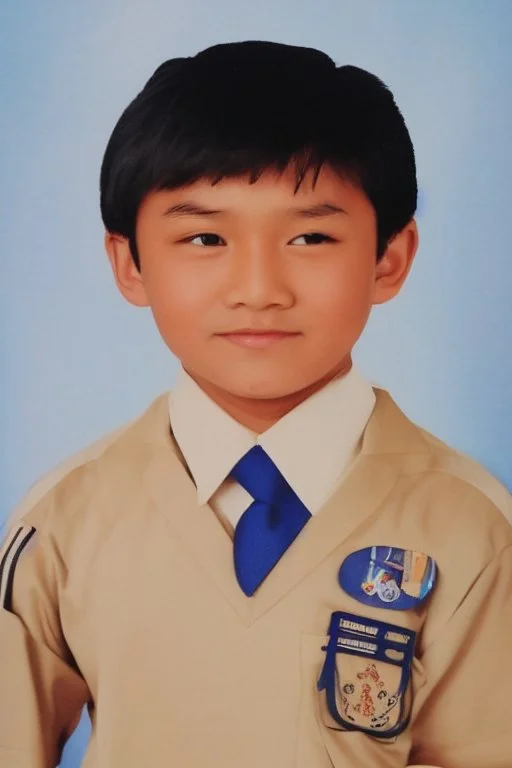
[1,367,511,768]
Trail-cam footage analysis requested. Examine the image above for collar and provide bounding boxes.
[168,365,376,511]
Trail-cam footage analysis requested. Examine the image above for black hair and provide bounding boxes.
[100,41,417,269]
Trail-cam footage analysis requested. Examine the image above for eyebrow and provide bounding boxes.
[162,201,347,218]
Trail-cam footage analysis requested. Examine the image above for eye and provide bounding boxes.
[181,232,335,247]
[184,233,225,246]
[290,232,336,246]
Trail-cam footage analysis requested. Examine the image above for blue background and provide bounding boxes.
[1,1,511,764]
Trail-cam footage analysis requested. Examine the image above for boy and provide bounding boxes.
[1,40,511,768]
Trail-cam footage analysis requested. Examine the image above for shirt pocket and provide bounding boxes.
[295,633,427,768]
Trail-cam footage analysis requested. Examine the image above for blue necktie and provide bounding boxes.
[231,445,312,596]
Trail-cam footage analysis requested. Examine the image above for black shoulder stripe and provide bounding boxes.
[0,526,24,593]
[0,526,36,611]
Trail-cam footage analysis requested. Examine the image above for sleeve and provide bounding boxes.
[0,520,90,768]
[409,543,512,768]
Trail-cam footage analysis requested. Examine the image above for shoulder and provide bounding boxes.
[7,424,131,529]
[370,389,512,547]
[395,422,512,569]
[5,392,171,535]
[415,424,512,524]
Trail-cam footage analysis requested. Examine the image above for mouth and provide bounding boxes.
[216,329,301,349]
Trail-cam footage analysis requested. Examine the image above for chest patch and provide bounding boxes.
[338,545,436,610]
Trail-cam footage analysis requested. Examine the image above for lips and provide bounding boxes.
[220,329,297,335]
[217,329,300,349]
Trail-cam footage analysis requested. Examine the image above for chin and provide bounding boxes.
[217,373,315,401]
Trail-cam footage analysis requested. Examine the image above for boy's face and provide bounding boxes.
[107,165,417,414]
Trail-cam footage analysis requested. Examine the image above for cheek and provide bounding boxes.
[307,258,375,328]
[144,265,213,330]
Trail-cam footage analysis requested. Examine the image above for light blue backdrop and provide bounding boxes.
[1,1,511,765]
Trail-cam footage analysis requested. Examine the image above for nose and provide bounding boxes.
[224,242,295,310]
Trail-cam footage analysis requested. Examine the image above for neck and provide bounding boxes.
[186,358,352,434]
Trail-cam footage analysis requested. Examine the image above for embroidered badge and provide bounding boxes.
[317,611,416,738]
[338,545,436,610]
[340,662,399,730]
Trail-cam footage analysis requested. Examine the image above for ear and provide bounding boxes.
[105,233,150,307]
[372,219,419,305]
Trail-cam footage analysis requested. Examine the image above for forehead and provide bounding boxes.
[139,164,372,221]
